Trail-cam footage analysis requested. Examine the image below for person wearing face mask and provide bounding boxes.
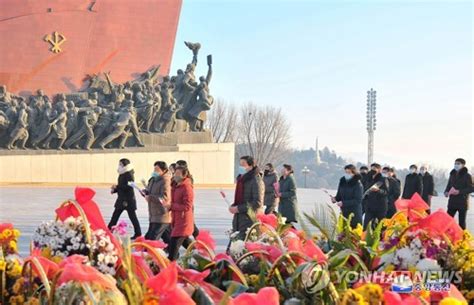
[168,166,194,260]
[108,158,142,239]
[228,156,264,241]
[263,163,279,214]
[359,166,370,216]
[144,161,172,242]
[419,165,434,213]
[382,166,401,218]
[402,165,423,200]
[332,164,363,228]
[363,163,389,229]
[444,158,473,230]
[277,164,298,224]
[175,160,200,246]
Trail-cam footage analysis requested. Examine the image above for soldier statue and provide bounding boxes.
[43,103,68,150]
[64,107,100,150]
[6,101,29,150]
[98,100,134,149]
[188,55,214,131]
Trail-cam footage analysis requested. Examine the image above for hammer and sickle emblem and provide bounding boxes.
[44,31,67,53]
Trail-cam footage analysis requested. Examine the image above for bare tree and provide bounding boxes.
[236,102,291,166]
[205,98,238,143]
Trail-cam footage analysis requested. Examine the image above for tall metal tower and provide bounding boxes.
[315,137,321,165]
[366,88,377,165]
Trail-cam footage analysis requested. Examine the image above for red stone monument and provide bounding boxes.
[0,0,182,95]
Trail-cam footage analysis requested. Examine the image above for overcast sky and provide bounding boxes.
[170,0,473,169]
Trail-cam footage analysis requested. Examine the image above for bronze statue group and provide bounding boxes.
[0,42,214,150]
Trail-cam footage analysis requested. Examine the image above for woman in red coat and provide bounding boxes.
[168,166,195,260]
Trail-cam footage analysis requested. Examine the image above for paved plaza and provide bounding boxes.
[0,186,471,255]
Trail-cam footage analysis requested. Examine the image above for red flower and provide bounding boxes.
[146,262,195,305]
[233,287,279,305]
[135,236,167,249]
[245,242,282,262]
[57,255,117,290]
[383,291,424,305]
[257,214,278,229]
[302,240,327,263]
[395,193,429,221]
[25,249,59,279]
[415,209,463,242]
[196,230,216,252]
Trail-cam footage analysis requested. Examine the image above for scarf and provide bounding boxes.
[117,163,134,175]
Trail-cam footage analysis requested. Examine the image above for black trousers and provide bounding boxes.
[108,207,142,236]
[447,207,467,230]
[386,202,396,219]
[168,236,188,261]
[363,208,386,230]
[145,223,170,241]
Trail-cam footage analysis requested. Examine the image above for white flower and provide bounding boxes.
[394,247,420,269]
[416,258,441,271]
[229,240,246,258]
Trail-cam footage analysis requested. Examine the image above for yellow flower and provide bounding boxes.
[465,290,474,301]
[341,289,368,305]
[354,283,383,305]
[384,264,395,273]
[41,247,52,258]
[3,229,12,238]
[24,297,40,305]
[7,261,22,277]
[352,224,363,237]
[0,260,6,271]
[439,297,467,305]
[13,229,20,238]
[51,256,63,264]
[9,240,17,252]
[12,278,25,294]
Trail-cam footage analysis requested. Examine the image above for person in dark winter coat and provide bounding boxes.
[108,158,142,239]
[419,165,435,212]
[277,164,298,224]
[363,163,389,229]
[402,164,423,199]
[229,156,264,240]
[168,166,194,260]
[332,164,363,228]
[144,161,172,242]
[263,163,279,214]
[383,167,401,218]
[444,158,473,230]
[359,166,370,215]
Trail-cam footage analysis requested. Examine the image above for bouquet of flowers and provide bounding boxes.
[33,217,89,259]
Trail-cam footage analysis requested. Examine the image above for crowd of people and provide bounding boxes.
[106,156,472,261]
[333,158,473,230]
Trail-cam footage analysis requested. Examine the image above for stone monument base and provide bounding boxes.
[0,132,235,186]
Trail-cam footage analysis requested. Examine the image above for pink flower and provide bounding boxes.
[146,262,195,305]
[233,287,280,305]
[196,230,216,252]
[257,213,278,229]
[245,242,282,262]
[111,220,129,236]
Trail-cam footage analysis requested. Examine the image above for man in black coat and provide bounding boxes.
[383,166,401,218]
[419,165,435,213]
[363,163,389,229]
[402,164,423,199]
[359,166,370,215]
[444,158,473,230]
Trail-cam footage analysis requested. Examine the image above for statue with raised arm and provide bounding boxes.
[188,55,214,131]
[174,42,200,120]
